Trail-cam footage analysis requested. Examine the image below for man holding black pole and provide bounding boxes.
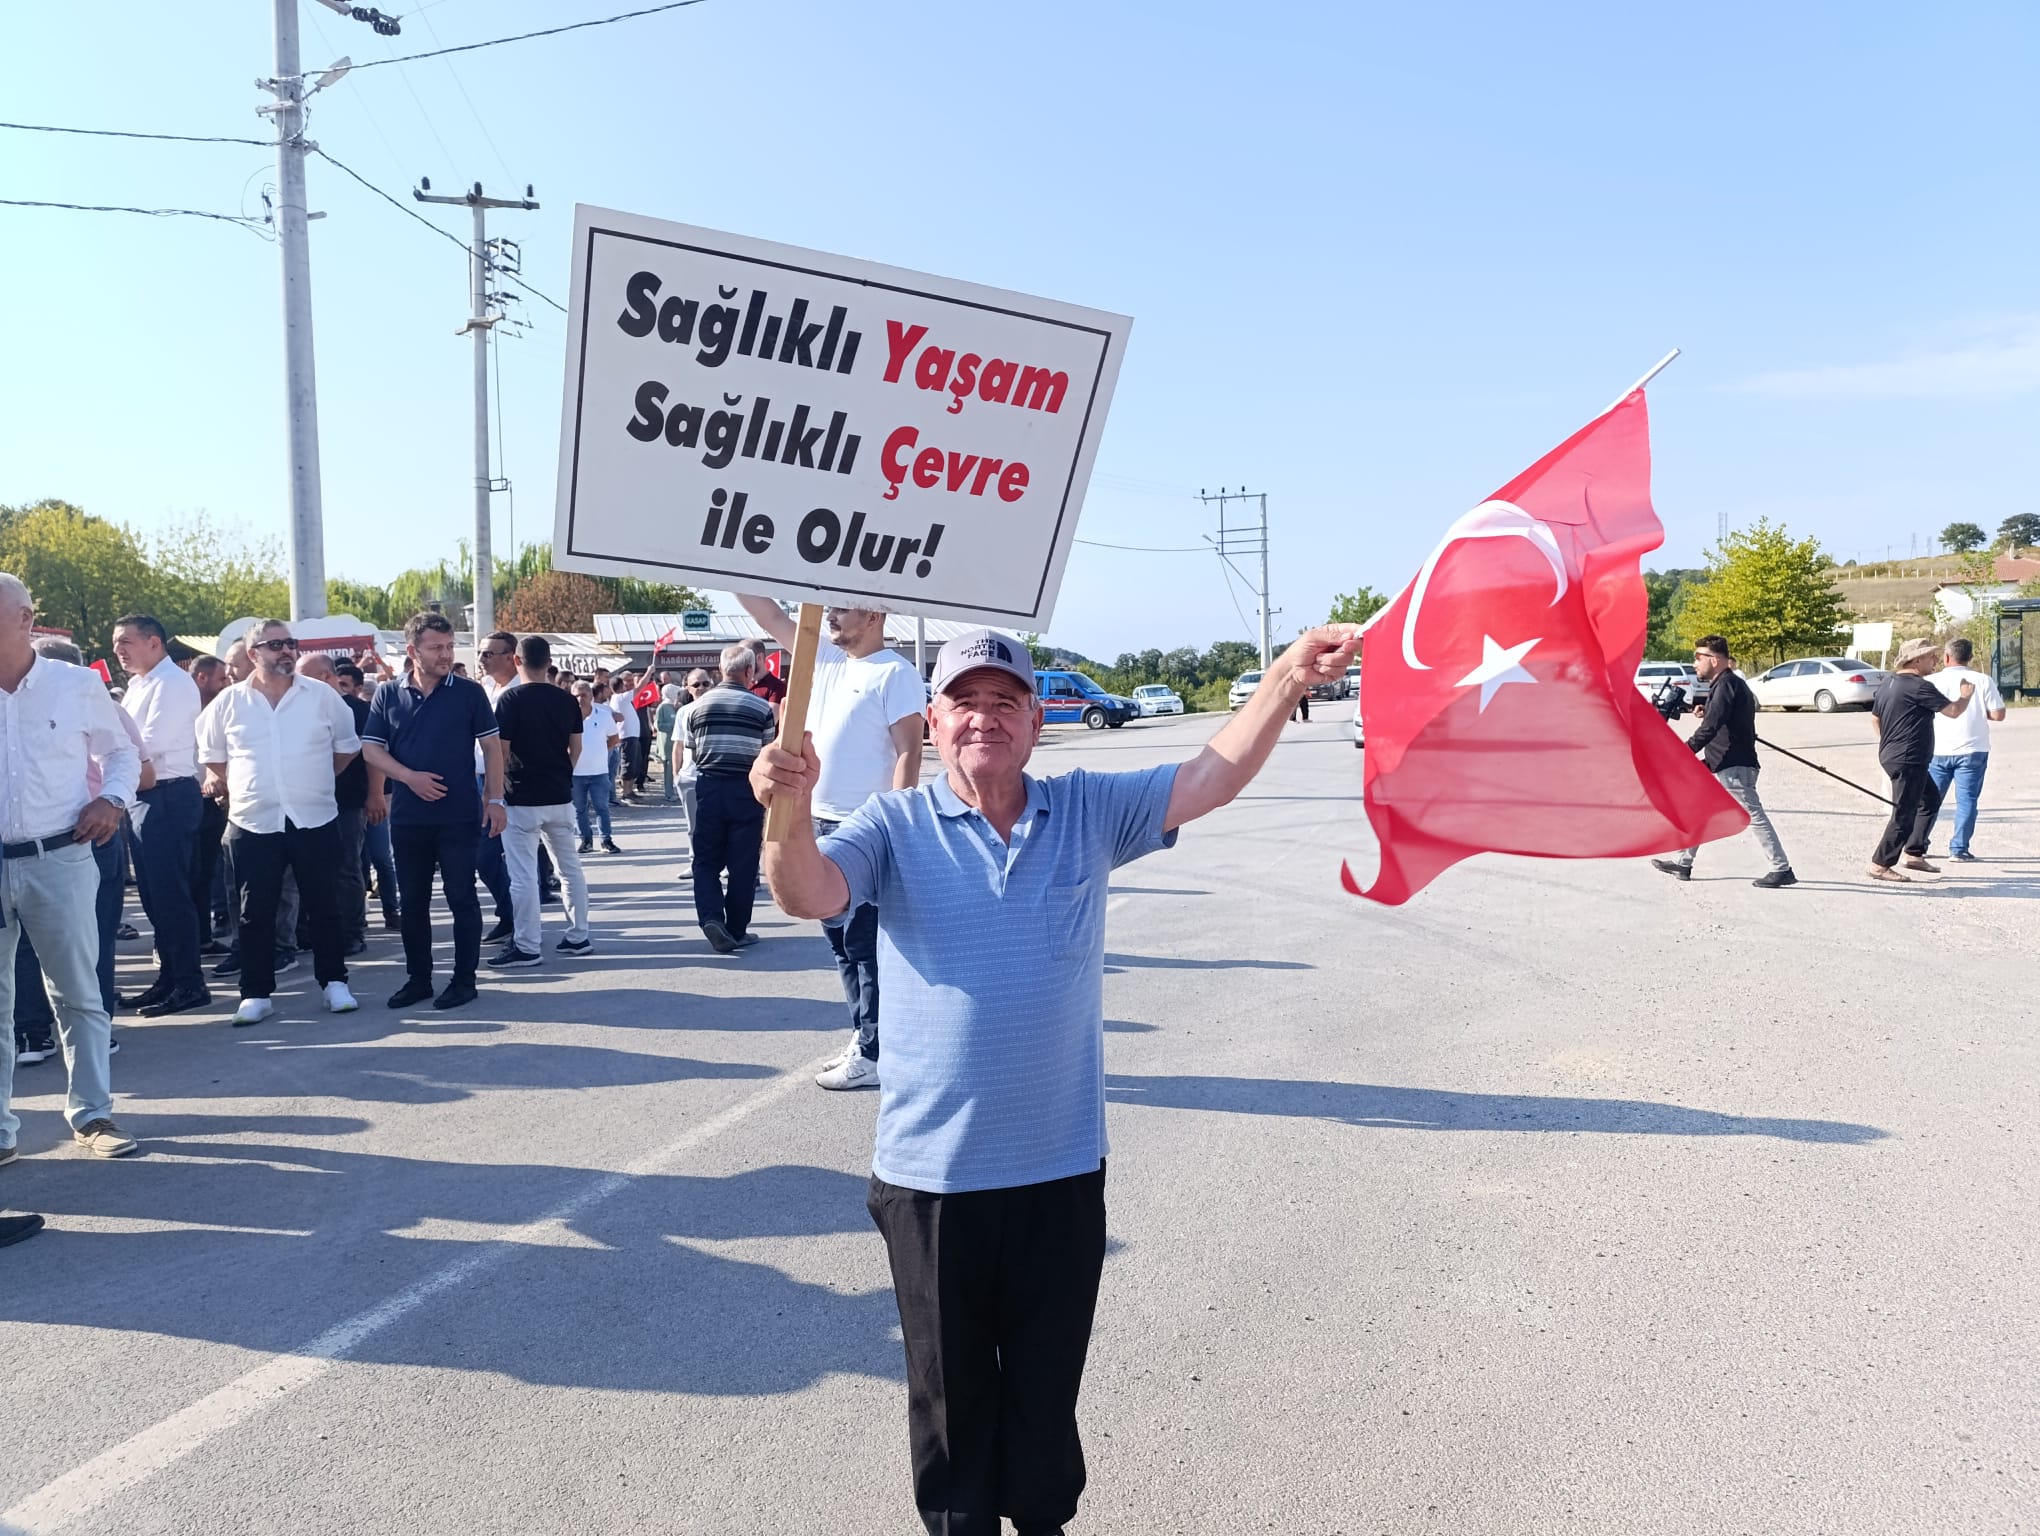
[1652,634,1797,888]
[1867,637,1974,883]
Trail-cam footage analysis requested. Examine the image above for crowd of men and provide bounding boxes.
[1,594,927,1202]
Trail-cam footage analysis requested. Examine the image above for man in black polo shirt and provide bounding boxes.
[489,635,593,967]
[1868,637,1974,883]
[1651,634,1797,889]
[360,613,507,1011]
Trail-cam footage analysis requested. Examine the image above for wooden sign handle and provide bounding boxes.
[764,602,824,842]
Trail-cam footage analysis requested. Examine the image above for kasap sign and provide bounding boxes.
[552,206,1131,626]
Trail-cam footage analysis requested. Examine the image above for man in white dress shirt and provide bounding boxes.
[112,612,210,1016]
[196,620,363,1026]
[0,574,143,1161]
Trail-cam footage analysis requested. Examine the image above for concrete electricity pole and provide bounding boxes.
[1200,488,1274,667]
[414,180,538,637]
[259,0,335,620]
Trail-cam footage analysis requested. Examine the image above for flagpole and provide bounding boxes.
[1603,348,1680,414]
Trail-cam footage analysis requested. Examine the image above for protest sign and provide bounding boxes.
[552,205,1131,627]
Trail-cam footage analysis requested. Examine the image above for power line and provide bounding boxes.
[1075,537,1209,552]
[0,120,270,147]
[314,147,470,253]
[0,197,273,237]
[334,0,709,74]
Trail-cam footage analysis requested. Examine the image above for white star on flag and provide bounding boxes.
[1455,635,1539,712]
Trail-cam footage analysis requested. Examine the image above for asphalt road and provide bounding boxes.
[2,702,2034,1535]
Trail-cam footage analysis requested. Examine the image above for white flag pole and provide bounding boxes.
[1603,348,1681,414]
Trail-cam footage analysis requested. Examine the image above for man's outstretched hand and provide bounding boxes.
[751,731,821,812]
[1272,624,1366,693]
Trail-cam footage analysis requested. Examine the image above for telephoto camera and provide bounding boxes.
[1651,676,1691,722]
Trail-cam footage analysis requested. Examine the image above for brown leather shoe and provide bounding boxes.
[73,1119,139,1158]
[1901,856,1938,873]
[1866,864,1910,883]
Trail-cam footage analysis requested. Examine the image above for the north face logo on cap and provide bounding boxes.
[959,636,1013,665]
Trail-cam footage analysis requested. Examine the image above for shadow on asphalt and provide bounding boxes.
[1103,1074,1888,1143]
[0,1151,905,1395]
[1103,952,1313,972]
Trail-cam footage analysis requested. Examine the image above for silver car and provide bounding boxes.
[1227,670,1263,709]
[1131,684,1184,717]
[1748,657,1888,712]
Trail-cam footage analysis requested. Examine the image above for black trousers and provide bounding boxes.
[194,794,227,944]
[690,773,761,937]
[132,776,204,989]
[1874,761,1943,867]
[868,1164,1107,1536]
[392,821,482,985]
[227,818,347,999]
[333,806,368,944]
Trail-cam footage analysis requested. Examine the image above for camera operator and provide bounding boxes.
[1651,635,1797,888]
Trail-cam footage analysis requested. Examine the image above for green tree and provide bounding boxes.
[326,578,396,630]
[145,513,290,636]
[1328,586,1389,626]
[1673,519,1848,666]
[1941,521,1987,554]
[0,500,155,653]
[1998,513,2040,553]
[1643,567,1705,659]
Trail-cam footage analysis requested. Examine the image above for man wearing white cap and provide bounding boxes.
[751,620,1363,1536]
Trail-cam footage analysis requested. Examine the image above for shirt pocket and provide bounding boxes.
[1042,879,1101,960]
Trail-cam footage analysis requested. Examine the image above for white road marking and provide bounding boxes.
[1107,895,1131,914]
[1,1058,830,1536]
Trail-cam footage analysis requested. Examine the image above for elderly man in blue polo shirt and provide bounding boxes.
[753,621,1362,1536]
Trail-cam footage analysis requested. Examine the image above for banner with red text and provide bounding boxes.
[552,205,1132,627]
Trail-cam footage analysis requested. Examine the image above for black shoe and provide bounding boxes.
[576,839,594,854]
[273,951,299,974]
[115,923,141,941]
[1650,859,1691,881]
[1951,849,1978,862]
[701,920,738,954]
[731,931,760,949]
[433,980,479,1011]
[382,915,402,932]
[106,1033,120,1055]
[344,936,369,958]
[124,978,173,1010]
[487,945,541,969]
[0,1213,44,1249]
[199,938,231,957]
[387,977,435,1009]
[212,952,242,978]
[482,918,515,944]
[15,1039,56,1066]
[602,839,622,855]
[1752,868,1798,888]
[555,936,594,956]
[140,985,211,1018]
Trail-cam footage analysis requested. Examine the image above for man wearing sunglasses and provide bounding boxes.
[197,621,363,1024]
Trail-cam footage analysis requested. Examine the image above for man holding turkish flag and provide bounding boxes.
[1347,389,1748,905]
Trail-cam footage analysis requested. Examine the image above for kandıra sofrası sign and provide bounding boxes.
[552,206,1131,626]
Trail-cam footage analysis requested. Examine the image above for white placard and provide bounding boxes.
[552,206,1131,627]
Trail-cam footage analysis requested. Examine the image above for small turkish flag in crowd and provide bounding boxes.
[1346,390,1747,905]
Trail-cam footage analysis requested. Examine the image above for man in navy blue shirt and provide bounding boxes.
[361,613,506,1011]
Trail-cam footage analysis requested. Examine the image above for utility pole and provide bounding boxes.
[259,0,331,620]
[414,179,538,637]
[1200,488,1274,667]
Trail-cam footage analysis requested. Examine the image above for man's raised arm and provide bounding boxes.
[1165,624,1363,832]
[749,731,853,920]
[735,594,797,649]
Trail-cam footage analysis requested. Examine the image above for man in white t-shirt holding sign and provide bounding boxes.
[1927,636,2007,861]
[740,595,925,1090]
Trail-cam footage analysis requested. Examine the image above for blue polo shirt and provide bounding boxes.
[820,763,1179,1194]
[362,672,499,828]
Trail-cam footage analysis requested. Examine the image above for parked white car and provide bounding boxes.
[1634,662,1698,702]
[1351,678,1365,748]
[1749,657,1887,712]
[1227,671,1263,709]
[1341,664,1362,699]
[1131,684,1184,717]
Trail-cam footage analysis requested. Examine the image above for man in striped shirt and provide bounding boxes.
[683,643,778,953]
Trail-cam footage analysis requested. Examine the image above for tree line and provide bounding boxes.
[0,499,704,660]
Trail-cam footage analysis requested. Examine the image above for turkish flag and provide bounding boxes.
[1346,391,1747,905]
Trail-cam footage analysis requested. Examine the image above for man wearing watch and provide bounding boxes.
[0,573,144,1163]
[360,613,507,1013]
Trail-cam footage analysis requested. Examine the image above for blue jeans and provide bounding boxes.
[1927,752,1988,855]
[572,774,613,840]
[473,774,511,922]
[363,817,398,924]
[815,816,880,1061]
[131,775,205,989]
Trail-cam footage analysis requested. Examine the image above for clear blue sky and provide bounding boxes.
[4,1,2035,660]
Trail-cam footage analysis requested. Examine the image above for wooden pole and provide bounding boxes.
[764,601,824,842]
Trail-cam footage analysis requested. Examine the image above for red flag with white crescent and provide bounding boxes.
[1346,391,1747,905]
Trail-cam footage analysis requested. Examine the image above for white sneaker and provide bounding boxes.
[821,1031,860,1069]
[232,997,274,1027]
[323,982,359,1014]
[816,1051,880,1091]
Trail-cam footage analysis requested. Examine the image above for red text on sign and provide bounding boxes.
[879,426,1030,504]
[881,322,1069,416]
